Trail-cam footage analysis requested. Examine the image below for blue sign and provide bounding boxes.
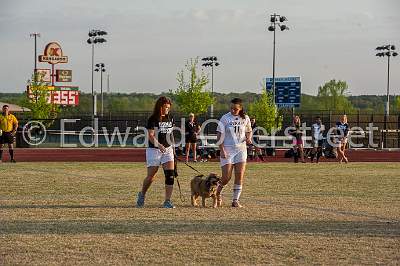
[266,77,301,108]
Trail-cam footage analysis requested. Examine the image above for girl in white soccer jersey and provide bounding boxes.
[216,98,252,208]
[336,114,350,163]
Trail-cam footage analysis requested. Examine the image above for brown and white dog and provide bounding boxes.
[190,173,220,208]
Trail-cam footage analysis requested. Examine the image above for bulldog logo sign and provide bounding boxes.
[38,42,68,64]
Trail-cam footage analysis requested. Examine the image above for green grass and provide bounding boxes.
[0,162,399,265]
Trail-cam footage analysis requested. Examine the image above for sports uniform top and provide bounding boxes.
[0,113,18,133]
[185,121,198,138]
[311,123,324,140]
[217,112,251,147]
[336,121,349,138]
[146,114,174,148]
[290,123,303,141]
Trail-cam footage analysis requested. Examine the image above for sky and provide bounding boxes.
[0,0,399,96]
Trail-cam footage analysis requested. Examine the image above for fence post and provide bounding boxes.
[398,114,400,148]
[356,109,360,146]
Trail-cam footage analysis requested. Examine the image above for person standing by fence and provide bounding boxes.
[336,114,349,163]
[290,115,305,163]
[184,113,199,163]
[0,105,18,163]
[311,116,325,163]
[249,117,264,161]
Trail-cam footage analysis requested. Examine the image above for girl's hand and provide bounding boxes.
[220,149,227,159]
[159,144,166,153]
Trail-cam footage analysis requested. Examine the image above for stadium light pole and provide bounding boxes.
[375,45,398,116]
[87,30,107,119]
[202,57,220,118]
[375,44,398,148]
[268,13,289,105]
[30,33,41,81]
[107,74,110,93]
[95,63,106,116]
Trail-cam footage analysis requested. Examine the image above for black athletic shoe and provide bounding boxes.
[10,159,16,163]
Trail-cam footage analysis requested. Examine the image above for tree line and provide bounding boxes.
[1,89,399,115]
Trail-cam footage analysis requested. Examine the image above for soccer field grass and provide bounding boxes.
[1,162,399,265]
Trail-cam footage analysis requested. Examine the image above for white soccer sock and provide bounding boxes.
[232,184,242,201]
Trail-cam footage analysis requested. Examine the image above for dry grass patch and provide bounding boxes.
[0,162,399,265]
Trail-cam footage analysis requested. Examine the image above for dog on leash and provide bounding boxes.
[190,173,220,208]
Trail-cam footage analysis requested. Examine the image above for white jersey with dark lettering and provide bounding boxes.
[217,112,252,147]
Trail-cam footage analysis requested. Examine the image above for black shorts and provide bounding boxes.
[185,135,197,144]
[312,139,324,148]
[0,132,15,144]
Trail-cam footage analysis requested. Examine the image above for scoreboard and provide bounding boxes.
[266,77,301,108]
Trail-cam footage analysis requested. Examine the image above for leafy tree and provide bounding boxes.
[395,96,400,112]
[4,91,397,115]
[297,94,323,111]
[107,96,131,112]
[317,79,355,112]
[172,58,214,115]
[22,73,60,120]
[248,89,282,134]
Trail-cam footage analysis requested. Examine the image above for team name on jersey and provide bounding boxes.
[158,121,173,133]
[228,120,245,126]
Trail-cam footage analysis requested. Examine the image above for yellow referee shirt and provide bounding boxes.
[0,113,18,133]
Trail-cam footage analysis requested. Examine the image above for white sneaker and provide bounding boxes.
[231,200,243,208]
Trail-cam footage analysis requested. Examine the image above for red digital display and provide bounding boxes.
[49,90,80,105]
[27,88,80,106]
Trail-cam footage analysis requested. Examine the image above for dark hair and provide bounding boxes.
[231,98,246,119]
[152,96,172,118]
[2,105,9,108]
[315,116,321,119]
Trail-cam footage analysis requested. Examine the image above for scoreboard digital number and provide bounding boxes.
[27,86,80,106]
[266,77,301,108]
[49,90,79,105]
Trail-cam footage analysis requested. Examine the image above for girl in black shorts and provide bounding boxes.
[185,113,199,162]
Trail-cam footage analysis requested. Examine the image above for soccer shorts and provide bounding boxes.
[0,132,15,144]
[146,146,174,167]
[220,145,247,166]
[292,138,303,146]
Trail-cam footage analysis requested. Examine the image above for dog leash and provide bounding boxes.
[173,156,206,203]
[175,157,203,175]
[176,176,184,203]
[173,158,185,203]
